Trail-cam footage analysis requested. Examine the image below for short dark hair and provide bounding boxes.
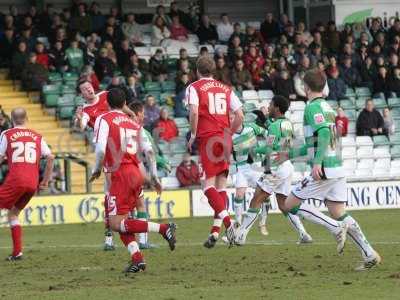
[107,88,126,109]
[77,77,90,93]
[196,55,216,76]
[303,68,326,93]
[271,95,289,114]
[128,101,144,114]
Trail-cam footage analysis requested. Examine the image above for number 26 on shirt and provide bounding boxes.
[208,93,227,115]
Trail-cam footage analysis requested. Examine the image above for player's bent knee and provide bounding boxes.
[108,215,124,232]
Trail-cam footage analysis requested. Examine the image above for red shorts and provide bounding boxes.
[0,177,37,210]
[107,164,144,216]
[198,134,232,179]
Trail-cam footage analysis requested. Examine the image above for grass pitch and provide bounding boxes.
[1,209,400,300]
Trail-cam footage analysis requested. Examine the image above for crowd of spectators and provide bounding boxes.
[2,2,400,183]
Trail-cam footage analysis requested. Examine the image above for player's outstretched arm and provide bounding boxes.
[188,103,198,151]
[39,154,55,189]
[122,104,137,120]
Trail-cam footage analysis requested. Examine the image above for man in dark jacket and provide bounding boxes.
[21,52,48,91]
[356,99,386,136]
[388,67,400,97]
[196,15,218,45]
[340,56,362,87]
[260,13,280,43]
[327,67,346,101]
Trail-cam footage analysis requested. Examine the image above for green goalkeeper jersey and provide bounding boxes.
[301,97,344,178]
[232,123,266,166]
[256,117,294,171]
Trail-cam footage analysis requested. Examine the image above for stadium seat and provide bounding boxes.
[357,158,374,170]
[391,145,400,158]
[161,177,180,189]
[390,133,400,145]
[244,112,257,123]
[243,102,257,112]
[374,158,391,169]
[355,98,366,110]
[344,109,356,121]
[63,72,79,83]
[345,87,356,98]
[175,117,189,128]
[247,21,261,30]
[392,108,400,119]
[293,122,304,137]
[293,162,307,173]
[355,87,371,97]
[74,96,85,106]
[340,136,356,147]
[61,85,76,95]
[373,98,387,109]
[171,142,187,154]
[214,44,228,55]
[348,122,356,135]
[144,81,162,93]
[356,136,373,147]
[373,135,390,148]
[357,147,373,159]
[290,101,305,112]
[390,159,400,176]
[161,81,176,92]
[48,72,62,84]
[342,146,356,159]
[134,47,151,59]
[290,111,304,123]
[57,95,75,120]
[373,147,391,159]
[326,100,338,109]
[166,58,178,72]
[343,159,357,170]
[242,90,259,101]
[150,46,165,56]
[42,84,61,107]
[388,97,400,108]
[339,99,355,110]
[258,90,274,101]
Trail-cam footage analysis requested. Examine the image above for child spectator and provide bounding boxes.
[335,107,349,137]
[176,153,201,187]
[153,108,178,142]
[35,42,49,69]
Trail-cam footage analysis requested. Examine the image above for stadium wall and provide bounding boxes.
[1,180,400,227]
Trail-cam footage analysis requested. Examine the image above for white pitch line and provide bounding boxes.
[0,240,400,250]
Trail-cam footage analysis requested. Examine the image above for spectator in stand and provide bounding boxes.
[84,40,98,67]
[388,53,399,76]
[122,13,144,46]
[151,16,171,47]
[324,21,341,54]
[244,45,265,70]
[70,3,92,36]
[153,108,179,142]
[340,56,362,88]
[174,72,190,118]
[216,13,234,44]
[169,1,189,28]
[126,75,144,103]
[360,56,377,90]
[327,66,346,101]
[264,44,279,68]
[243,25,262,48]
[149,48,168,82]
[89,2,106,34]
[0,112,11,134]
[35,42,49,69]
[293,55,311,100]
[373,66,391,99]
[21,52,48,91]
[296,21,312,46]
[260,13,280,43]
[214,57,231,85]
[177,48,195,70]
[176,153,201,187]
[11,41,29,80]
[49,41,67,72]
[170,15,188,42]
[249,61,263,88]
[259,63,276,91]
[356,99,385,136]
[228,35,242,63]
[389,67,400,97]
[383,107,395,136]
[196,14,218,45]
[117,39,135,69]
[229,22,245,45]
[65,40,84,73]
[231,59,253,91]
[176,59,195,82]
[81,65,100,92]
[152,5,172,27]
[335,107,349,137]
[144,95,161,132]
[274,70,296,101]
[123,53,149,80]
[94,47,116,84]
[0,29,15,67]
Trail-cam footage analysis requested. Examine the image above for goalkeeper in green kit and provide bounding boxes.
[234,95,312,245]
[276,69,381,270]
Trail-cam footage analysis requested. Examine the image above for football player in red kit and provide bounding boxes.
[186,56,244,247]
[74,79,136,251]
[0,108,54,261]
[89,88,176,273]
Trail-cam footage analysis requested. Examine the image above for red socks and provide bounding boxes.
[119,233,143,263]
[10,222,22,256]
[104,196,110,229]
[204,187,231,229]
[122,219,168,235]
[119,232,135,246]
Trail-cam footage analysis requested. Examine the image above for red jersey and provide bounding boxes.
[94,110,152,173]
[186,78,242,138]
[82,91,109,129]
[0,127,51,187]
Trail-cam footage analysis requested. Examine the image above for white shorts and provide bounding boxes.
[256,161,294,196]
[291,176,347,203]
[234,164,264,189]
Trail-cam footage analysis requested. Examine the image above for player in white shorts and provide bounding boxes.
[235,95,312,246]
[278,69,381,271]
